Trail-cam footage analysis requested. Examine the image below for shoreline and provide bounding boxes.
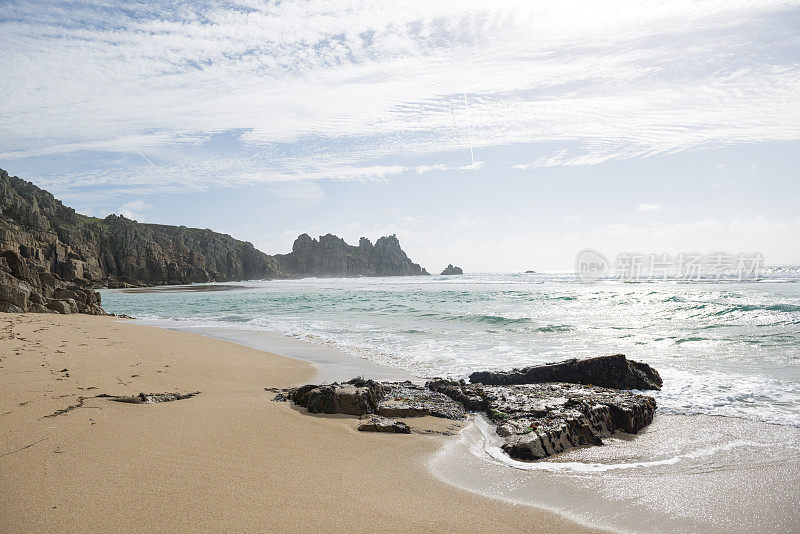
[127,317,800,533]
[432,413,800,533]
[158,322,421,383]
[0,312,599,533]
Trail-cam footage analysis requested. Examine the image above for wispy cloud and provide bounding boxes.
[1,0,798,194]
[636,203,665,213]
[119,200,153,221]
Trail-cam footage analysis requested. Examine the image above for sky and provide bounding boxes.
[1,0,799,272]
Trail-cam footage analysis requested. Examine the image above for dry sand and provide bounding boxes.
[0,313,599,533]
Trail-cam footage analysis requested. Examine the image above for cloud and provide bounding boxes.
[590,217,799,242]
[119,200,153,221]
[1,0,798,195]
[636,203,664,213]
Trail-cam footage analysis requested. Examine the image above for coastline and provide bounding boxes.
[138,313,800,533]
[0,313,599,533]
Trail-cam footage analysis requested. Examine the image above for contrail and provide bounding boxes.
[463,92,475,166]
[137,151,157,167]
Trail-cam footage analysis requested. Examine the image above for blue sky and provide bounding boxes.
[1,0,799,271]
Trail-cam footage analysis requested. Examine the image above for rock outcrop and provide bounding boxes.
[277,355,659,460]
[377,381,466,420]
[276,233,428,278]
[288,378,385,415]
[427,379,656,460]
[286,378,466,419]
[469,354,662,390]
[440,264,463,275]
[0,248,105,314]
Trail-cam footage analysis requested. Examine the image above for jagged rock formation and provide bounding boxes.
[428,379,656,460]
[0,169,283,313]
[0,248,105,314]
[278,355,659,459]
[288,378,386,416]
[276,233,428,277]
[377,381,466,420]
[469,354,662,390]
[441,264,463,275]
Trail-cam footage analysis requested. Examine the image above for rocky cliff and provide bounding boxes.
[0,169,283,313]
[275,233,429,277]
[1,169,431,315]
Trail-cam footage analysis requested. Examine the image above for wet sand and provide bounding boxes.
[432,413,800,533]
[0,313,599,533]
[158,323,421,383]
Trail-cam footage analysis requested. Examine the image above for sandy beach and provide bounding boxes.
[0,313,598,533]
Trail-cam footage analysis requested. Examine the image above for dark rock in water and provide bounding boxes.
[358,416,412,434]
[469,354,662,390]
[377,381,466,420]
[278,362,659,460]
[288,378,384,415]
[441,264,463,275]
[428,379,656,460]
[275,233,428,278]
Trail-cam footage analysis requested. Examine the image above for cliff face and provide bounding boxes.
[0,169,283,313]
[276,233,429,278]
[91,218,283,286]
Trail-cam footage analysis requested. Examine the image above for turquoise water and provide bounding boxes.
[101,270,800,426]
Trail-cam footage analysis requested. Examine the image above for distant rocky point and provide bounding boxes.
[441,264,463,275]
[275,233,428,278]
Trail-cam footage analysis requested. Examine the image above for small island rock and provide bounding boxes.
[441,264,463,275]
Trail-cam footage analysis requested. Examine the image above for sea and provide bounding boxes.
[100,270,800,532]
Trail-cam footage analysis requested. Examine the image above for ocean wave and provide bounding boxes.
[534,324,574,333]
[472,416,778,473]
[472,314,533,325]
[674,337,709,344]
[711,303,800,315]
[100,273,800,428]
